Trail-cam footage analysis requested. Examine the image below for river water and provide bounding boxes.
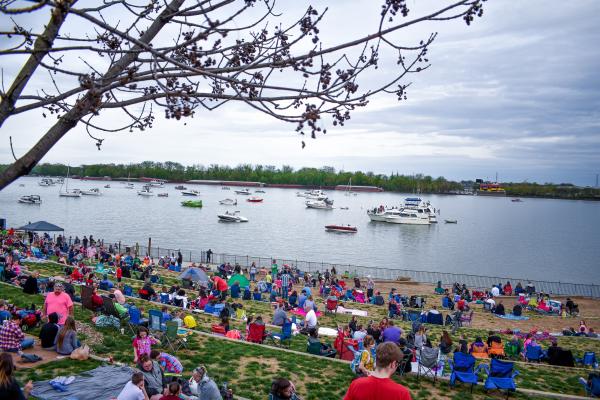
[2,176,599,284]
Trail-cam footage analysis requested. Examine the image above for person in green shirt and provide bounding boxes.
[271,260,279,277]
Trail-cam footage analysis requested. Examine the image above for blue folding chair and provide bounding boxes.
[449,352,483,393]
[148,309,166,333]
[482,359,520,399]
[442,297,450,309]
[253,292,262,301]
[525,345,544,362]
[160,293,170,304]
[577,352,598,368]
[269,321,292,348]
[426,313,444,326]
[123,285,133,297]
[127,306,148,334]
[580,374,600,397]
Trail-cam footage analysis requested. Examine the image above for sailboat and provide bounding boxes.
[344,178,357,196]
[59,166,81,197]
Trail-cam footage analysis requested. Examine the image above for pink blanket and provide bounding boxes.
[291,308,323,317]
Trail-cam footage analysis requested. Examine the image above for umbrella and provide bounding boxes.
[179,267,208,283]
[18,221,64,232]
[228,273,250,287]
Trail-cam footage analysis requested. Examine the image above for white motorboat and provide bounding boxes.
[138,186,154,196]
[306,198,334,209]
[104,184,111,188]
[217,211,248,222]
[384,209,430,225]
[403,197,437,223]
[38,178,53,187]
[182,189,200,196]
[148,180,164,187]
[255,189,266,193]
[59,167,81,197]
[158,193,169,197]
[303,189,326,200]
[125,183,135,189]
[219,198,237,205]
[18,195,42,204]
[81,188,101,196]
[234,188,251,195]
[367,207,399,222]
[175,185,187,190]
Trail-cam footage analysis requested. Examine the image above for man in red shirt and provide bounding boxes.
[343,342,412,400]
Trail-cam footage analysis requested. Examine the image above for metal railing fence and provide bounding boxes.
[93,238,600,299]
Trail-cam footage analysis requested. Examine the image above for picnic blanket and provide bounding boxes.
[290,308,323,317]
[336,306,368,317]
[31,365,135,400]
[494,314,529,321]
[318,327,338,337]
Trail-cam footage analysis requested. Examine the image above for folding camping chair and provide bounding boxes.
[268,321,293,348]
[577,352,598,368]
[101,295,129,330]
[246,323,266,344]
[127,306,148,334]
[164,321,186,352]
[482,359,520,399]
[80,285,96,312]
[325,299,338,315]
[148,309,166,334]
[123,284,134,297]
[449,352,483,393]
[417,347,442,385]
[525,345,544,362]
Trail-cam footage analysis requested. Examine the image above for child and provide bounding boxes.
[132,326,160,363]
[171,310,183,327]
[161,306,172,322]
[116,265,122,282]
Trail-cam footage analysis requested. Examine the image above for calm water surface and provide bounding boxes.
[2,177,599,284]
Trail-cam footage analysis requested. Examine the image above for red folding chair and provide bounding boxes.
[211,324,226,336]
[247,323,266,343]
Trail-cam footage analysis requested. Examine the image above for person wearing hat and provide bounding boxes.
[43,282,74,325]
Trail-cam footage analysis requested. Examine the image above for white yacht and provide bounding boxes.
[38,178,53,186]
[148,180,164,187]
[219,198,237,205]
[81,188,101,196]
[234,188,251,195]
[403,197,437,223]
[367,207,401,222]
[18,195,42,204]
[218,211,248,222]
[384,209,430,225]
[306,198,334,209]
[181,189,200,196]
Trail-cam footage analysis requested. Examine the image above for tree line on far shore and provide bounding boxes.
[1,162,598,200]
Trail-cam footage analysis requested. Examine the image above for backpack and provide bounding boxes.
[350,350,369,374]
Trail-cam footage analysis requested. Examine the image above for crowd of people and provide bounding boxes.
[2,227,599,399]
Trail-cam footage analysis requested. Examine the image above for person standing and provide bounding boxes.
[206,249,213,264]
[177,251,183,268]
[249,262,257,282]
[43,282,74,325]
[343,342,412,400]
[280,271,290,300]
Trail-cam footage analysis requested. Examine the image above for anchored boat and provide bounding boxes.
[247,197,263,203]
[18,195,42,204]
[218,211,248,222]
[182,200,203,207]
[219,198,237,205]
[325,225,357,233]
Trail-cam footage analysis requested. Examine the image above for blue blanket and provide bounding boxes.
[494,313,529,321]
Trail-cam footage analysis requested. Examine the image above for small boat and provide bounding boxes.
[19,184,25,187]
[158,193,169,197]
[137,186,153,196]
[182,200,203,207]
[18,195,42,204]
[255,189,266,193]
[444,219,458,224]
[125,183,135,189]
[104,184,111,188]
[38,178,53,186]
[175,185,187,190]
[340,206,349,210]
[222,186,231,190]
[182,190,200,196]
[81,188,101,196]
[511,198,523,202]
[218,210,248,222]
[148,179,164,187]
[306,198,334,209]
[247,196,263,203]
[59,167,81,197]
[235,188,251,195]
[325,225,357,233]
[219,198,237,205]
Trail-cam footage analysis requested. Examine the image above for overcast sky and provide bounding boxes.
[1,0,599,186]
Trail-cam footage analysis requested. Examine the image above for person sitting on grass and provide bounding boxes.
[159,381,182,400]
[39,312,60,349]
[116,371,149,400]
[343,342,412,400]
[307,328,337,358]
[0,352,34,399]
[138,354,165,400]
[55,317,81,355]
[0,313,34,353]
[579,372,600,397]
[355,335,376,376]
[272,304,287,327]
[270,378,299,400]
[469,336,489,359]
[381,320,402,345]
[150,349,183,375]
[189,365,222,400]
[133,327,160,363]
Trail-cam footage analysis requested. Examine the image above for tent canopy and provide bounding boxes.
[179,267,208,283]
[18,221,64,232]
[228,273,250,287]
